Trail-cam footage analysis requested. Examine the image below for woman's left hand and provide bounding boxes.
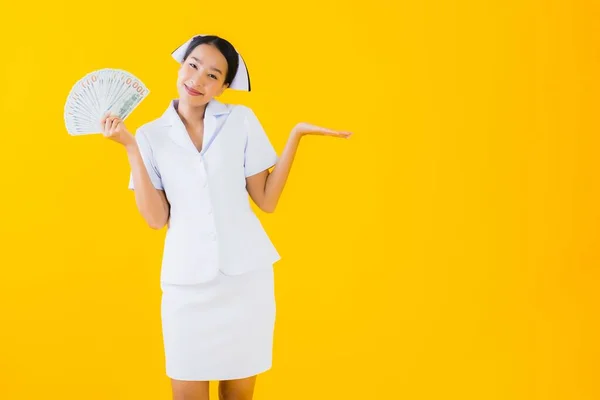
[291,122,353,139]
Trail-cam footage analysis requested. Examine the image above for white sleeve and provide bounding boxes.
[128,129,163,190]
[242,106,278,177]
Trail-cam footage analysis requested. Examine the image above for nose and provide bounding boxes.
[190,71,208,88]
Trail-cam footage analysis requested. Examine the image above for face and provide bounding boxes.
[177,43,230,106]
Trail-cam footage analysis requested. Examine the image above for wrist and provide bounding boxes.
[125,141,139,154]
[290,128,304,141]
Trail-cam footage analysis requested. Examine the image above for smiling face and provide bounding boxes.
[176,43,230,106]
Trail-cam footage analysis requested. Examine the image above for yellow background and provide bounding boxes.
[1,0,599,399]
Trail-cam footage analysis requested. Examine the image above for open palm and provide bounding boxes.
[292,122,353,139]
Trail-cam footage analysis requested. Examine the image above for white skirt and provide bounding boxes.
[160,265,276,381]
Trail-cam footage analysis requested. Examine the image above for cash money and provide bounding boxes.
[64,68,150,135]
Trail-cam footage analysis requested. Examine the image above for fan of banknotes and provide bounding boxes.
[64,68,150,136]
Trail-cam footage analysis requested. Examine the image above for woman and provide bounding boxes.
[100,34,352,400]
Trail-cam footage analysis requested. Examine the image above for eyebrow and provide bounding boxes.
[190,57,223,75]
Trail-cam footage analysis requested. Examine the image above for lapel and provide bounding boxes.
[201,99,230,155]
[163,99,231,155]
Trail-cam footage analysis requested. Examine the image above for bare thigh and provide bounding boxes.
[171,379,210,400]
[218,376,257,400]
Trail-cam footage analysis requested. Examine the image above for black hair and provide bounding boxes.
[181,35,247,89]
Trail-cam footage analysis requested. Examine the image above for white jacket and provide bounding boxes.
[129,98,281,284]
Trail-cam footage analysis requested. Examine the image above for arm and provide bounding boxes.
[246,123,352,213]
[246,131,302,213]
[126,142,170,229]
[100,112,170,229]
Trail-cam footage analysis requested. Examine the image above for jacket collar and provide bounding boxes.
[160,98,231,154]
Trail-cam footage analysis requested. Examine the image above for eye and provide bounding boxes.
[188,63,197,69]
[209,74,218,80]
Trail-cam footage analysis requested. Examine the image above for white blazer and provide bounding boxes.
[128,99,281,284]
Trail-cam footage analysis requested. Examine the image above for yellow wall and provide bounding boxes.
[1,0,599,398]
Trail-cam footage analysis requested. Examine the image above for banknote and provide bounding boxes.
[64,68,150,135]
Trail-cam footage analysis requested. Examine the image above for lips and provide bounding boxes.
[184,84,203,96]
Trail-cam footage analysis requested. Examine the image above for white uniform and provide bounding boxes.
[128,98,281,380]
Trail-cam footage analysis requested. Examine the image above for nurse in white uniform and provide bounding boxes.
[100,34,352,400]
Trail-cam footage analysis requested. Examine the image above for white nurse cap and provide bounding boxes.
[171,34,251,92]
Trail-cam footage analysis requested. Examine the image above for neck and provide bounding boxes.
[175,99,208,127]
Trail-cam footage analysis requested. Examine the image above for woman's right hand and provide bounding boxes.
[100,112,136,148]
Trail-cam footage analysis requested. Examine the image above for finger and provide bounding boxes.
[104,118,112,135]
[110,118,120,133]
[331,129,352,135]
[318,126,345,135]
[106,117,118,135]
[317,129,344,136]
[323,129,352,138]
[101,112,111,125]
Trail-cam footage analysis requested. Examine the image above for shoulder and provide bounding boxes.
[216,102,264,135]
[132,111,173,150]
[222,102,256,120]
[207,96,257,117]
[129,116,170,159]
[135,117,167,139]
[223,103,265,132]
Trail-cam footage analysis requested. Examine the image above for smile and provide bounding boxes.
[184,84,203,96]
